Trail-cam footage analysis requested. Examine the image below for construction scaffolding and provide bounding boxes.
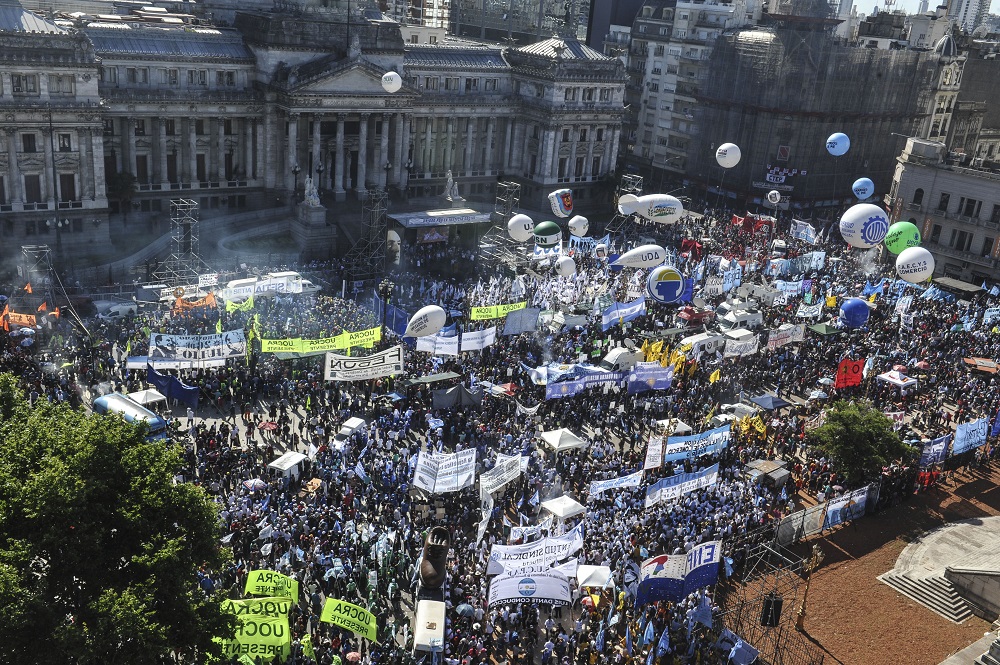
[606,173,644,236]
[343,188,388,282]
[153,199,212,287]
[478,181,529,273]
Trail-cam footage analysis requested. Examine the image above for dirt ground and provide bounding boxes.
[796,463,1000,665]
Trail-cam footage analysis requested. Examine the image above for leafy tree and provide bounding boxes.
[805,399,915,486]
[0,374,233,665]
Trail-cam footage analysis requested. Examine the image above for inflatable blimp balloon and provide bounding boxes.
[507,213,534,242]
[826,132,850,157]
[405,305,447,337]
[852,177,874,200]
[839,203,889,249]
[896,246,934,283]
[381,71,402,93]
[839,298,870,328]
[568,215,589,237]
[715,143,741,169]
[612,244,666,269]
[555,256,576,277]
[617,194,684,224]
[548,188,574,218]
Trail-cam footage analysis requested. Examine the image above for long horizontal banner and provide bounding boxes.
[324,345,404,381]
[470,301,527,321]
[412,448,477,494]
[767,324,805,351]
[545,372,625,399]
[261,327,381,353]
[645,463,719,508]
[589,469,644,498]
[627,363,674,394]
[149,330,246,368]
[480,453,523,495]
[662,424,731,463]
[636,540,721,606]
[488,570,572,609]
[487,523,584,576]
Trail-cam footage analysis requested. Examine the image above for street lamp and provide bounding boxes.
[795,543,826,632]
[316,163,325,196]
[377,277,394,337]
[46,217,69,252]
[384,162,392,190]
[292,164,301,195]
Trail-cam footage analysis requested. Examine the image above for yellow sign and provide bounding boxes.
[226,296,255,313]
[320,598,379,641]
[215,614,291,661]
[244,570,299,601]
[220,597,293,618]
[260,327,382,353]
[260,338,303,353]
[470,301,526,321]
[300,335,344,353]
[345,326,381,348]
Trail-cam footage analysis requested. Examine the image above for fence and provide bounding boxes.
[774,482,878,547]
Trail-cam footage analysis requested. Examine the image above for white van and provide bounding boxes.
[679,331,726,357]
[715,299,763,332]
[599,347,644,372]
[97,302,138,320]
[334,417,367,450]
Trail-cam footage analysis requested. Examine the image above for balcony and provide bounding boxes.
[926,241,998,267]
[57,200,83,210]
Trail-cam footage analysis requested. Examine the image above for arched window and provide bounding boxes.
[913,188,924,205]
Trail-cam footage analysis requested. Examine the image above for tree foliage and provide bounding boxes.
[0,374,233,665]
[805,399,915,485]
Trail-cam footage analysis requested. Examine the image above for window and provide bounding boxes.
[49,74,74,95]
[649,82,659,92]
[982,237,994,256]
[959,196,981,218]
[657,136,669,146]
[196,119,206,135]
[991,204,1000,225]
[912,188,924,205]
[25,220,36,235]
[464,78,479,92]
[654,45,665,56]
[564,87,578,101]
[484,78,498,92]
[531,125,540,139]
[126,67,148,84]
[562,128,570,142]
[575,156,584,177]
[429,35,437,44]
[187,69,207,86]
[423,76,439,91]
[160,68,179,85]
[579,128,588,142]
[101,67,117,84]
[599,88,611,102]
[21,134,36,153]
[596,128,604,141]
[535,84,544,97]
[592,156,601,175]
[134,119,146,136]
[937,192,950,211]
[582,88,594,101]
[103,119,115,136]
[558,157,567,178]
[930,224,942,243]
[217,70,236,87]
[444,77,460,91]
[23,175,41,203]
[410,34,419,43]
[954,230,973,252]
[58,134,71,152]
[11,74,38,95]
[225,119,234,135]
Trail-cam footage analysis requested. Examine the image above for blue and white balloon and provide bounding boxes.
[839,203,889,249]
[852,178,874,200]
[405,305,447,337]
[767,190,781,205]
[568,215,589,237]
[381,71,403,93]
[826,132,850,157]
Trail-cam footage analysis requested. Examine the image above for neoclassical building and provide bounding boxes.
[0,0,626,260]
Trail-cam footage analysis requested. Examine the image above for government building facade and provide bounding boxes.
[0,0,626,260]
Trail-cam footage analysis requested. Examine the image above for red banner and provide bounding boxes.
[835,358,865,389]
[731,214,745,227]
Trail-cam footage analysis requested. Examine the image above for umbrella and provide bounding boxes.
[258,421,278,431]
[20,328,36,335]
[456,603,475,618]
[893,364,907,372]
[915,360,931,370]
[809,390,828,400]
[346,653,362,663]
[817,377,834,385]
[243,478,267,491]
[581,596,595,609]
[20,338,34,347]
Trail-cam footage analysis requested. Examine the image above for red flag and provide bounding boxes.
[24,282,32,294]
[37,301,47,312]
[835,358,865,389]
[731,214,745,227]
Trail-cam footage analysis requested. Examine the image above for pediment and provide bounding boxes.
[288,60,415,97]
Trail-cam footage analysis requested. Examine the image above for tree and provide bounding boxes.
[805,399,915,486]
[107,171,137,220]
[0,374,233,664]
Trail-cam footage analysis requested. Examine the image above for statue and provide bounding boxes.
[303,175,321,207]
[442,170,464,203]
[418,526,450,590]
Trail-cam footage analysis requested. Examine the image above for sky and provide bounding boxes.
[864,0,999,17]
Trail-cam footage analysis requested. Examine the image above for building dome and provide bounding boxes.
[933,35,957,57]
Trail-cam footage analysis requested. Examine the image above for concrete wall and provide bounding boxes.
[946,567,1000,620]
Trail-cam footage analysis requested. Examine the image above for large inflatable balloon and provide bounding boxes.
[507,213,534,242]
[647,266,686,304]
[405,305,446,337]
[852,177,874,200]
[594,243,607,259]
[381,71,403,93]
[884,221,921,255]
[568,215,589,237]
[612,244,666,269]
[840,298,870,328]
[617,194,684,224]
[548,188,574,218]
[555,256,576,277]
[715,143,741,169]
[896,246,935,283]
[767,190,781,205]
[533,221,562,248]
[826,132,850,157]
[839,203,890,249]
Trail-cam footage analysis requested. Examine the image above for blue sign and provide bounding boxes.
[601,297,646,331]
[627,363,675,394]
[635,540,721,606]
[646,266,685,304]
[919,434,950,467]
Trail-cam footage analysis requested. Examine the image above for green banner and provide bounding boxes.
[225,296,255,313]
[319,598,378,641]
[261,327,382,354]
[220,597,293,618]
[470,301,527,321]
[244,570,299,601]
[215,614,291,661]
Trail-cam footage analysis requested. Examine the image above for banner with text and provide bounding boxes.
[470,301,527,321]
[324,345,404,381]
[412,448,477,493]
[645,464,720,508]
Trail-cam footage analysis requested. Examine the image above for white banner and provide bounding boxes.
[766,324,804,351]
[149,330,246,368]
[198,273,219,287]
[644,436,664,470]
[480,453,523,495]
[487,523,584,575]
[460,327,497,352]
[412,448,477,494]
[477,483,494,544]
[415,335,459,356]
[588,470,644,498]
[488,570,572,608]
[644,464,719,508]
[324,346,404,381]
[723,336,760,358]
[895,296,914,317]
[510,515,553,542]
[796,302,823,318]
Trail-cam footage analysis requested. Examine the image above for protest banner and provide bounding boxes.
[953,417,989,455]
[415,334,460,356]
[645,464,720,508]
[460,326,497,351]
[766,324,804,351]
[644,436,664,470]
[662,425,731,463]
[723,336,759,358]
[412,449,477,493]
[480,453,523,494]
[244,570,299,601]
[588,469,644,498]
[488,570,572,609]
[636,540,721,605]
[215,613,291,660]
[470,301,527,321]
[487,523,584,575]
[319,599,378,641]
[834,358,864,389]
[919,435,950,467]
[324,346,404,381]
[823,486,870,528]
[149,330,246,368]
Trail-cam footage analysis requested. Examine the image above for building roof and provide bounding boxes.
[404,43,508,69]
[85,25,254,60]
[514,36,612,61]
[0,0,65,34]
[933,34,957,56]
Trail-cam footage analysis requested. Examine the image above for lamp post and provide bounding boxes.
[384,162,392,191]
[316,163,325,196]
[795,543,826,632]
[377,277,394,337]
[47,217,69,253]
[292,164,301,197]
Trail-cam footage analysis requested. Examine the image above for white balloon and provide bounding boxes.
[555,256,577,276]
[507,213,534,242]
[896,246,935,283]
[826,132,850,157]
[612,244,666,269]
[381,71,402,93]
[767,190,781,204]
[617,194,684,224]
[839,203,890,249]
[568,215,589,237]
[594,243,607,259]
[404,305,446,337]
[715,143,741,169]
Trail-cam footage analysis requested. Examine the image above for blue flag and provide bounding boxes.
[595,621,606,653]
[626,622,633,655]
[643,618,655,645]
[657,625,671,656]
[992,407,1000,438]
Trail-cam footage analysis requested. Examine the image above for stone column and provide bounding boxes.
[503,118,513,171]
[568,126,579,182]
[42,126,55,205]
[539,125,554,183]
[609,126,621,173]
[216,117,226,181]
[485,117,495,174]
[311,113,322,179]
[423,117,432,177]
[357,112,369,197]
[463,117,474,175]
[287,113,299,190]
[6,128,22,205]
[445,117,455,171]
[334,113,346,201]
[91,128,107,207]
[79,127,93,200]
[123,118,134,178]
[398,114,410,189]
[392,112,404,186]
[379,113,390,188]
[158,118,170,188]
[243,117,253,181]
[255,117,264,183]
[584,126,596,180]
[188,118,198,185]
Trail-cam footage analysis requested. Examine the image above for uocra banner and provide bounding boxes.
[324,345,404,381]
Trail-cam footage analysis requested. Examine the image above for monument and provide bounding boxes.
[291,174,336,259]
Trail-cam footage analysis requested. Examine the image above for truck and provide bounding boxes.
[676,305,716,327]
[715,299,763,332]
[679,331,726,357]
[220,271,321,301]
[598,347,644,371]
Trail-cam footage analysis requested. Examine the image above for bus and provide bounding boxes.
[92,393,169,441]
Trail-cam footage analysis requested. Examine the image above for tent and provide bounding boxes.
[403,372,462,386]
[128,388,167,407]
[808,323,842,336]
[877,370,918,388]
[577,565,614,589]
[749,394,791,411]
[431,385,483,409]
[539,428,588,452]
[656,419,692,435]
[268,451,307,480]
[541,495,586,520]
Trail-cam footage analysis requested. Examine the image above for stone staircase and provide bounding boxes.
[878,571,974,623]
[976,636,1000,665]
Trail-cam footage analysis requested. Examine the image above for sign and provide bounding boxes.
[216,609,291,660]
[545,372,625,399]
[645,464,720,508]
[415,334,460,356]
[487,523,584,575]
[411,449,477,493]
[460,326,497,351]
[823,486,869,528]
[953,417,989,455]
[324,345,404,381]
[644,436,664,470]
[480,453,523,494]
[635,540,722,605]
[510,515,554,542]
[834,358,865,389]
[791,219,818,244]
[919,434,950,467]
[319,599,378,641]
[601,297,646,331]
[627,363,674,394]
[149,330,247,368]
[7,311,36,328]
[723,336,759,358]
[244,570,299,601]
[766,324,804,351]
[470,301,527,321]
[588,469,644,498]
[795,302,823,318]
[198,273,219,287]
[488,570,572,609]
[661,425,731,463]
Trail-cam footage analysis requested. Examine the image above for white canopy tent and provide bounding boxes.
[540,495,586,520]
[656,419,692,435]
[128,389,167,406]
[577,565,614,589]
[539,428,588,452]
[877,370,918,389]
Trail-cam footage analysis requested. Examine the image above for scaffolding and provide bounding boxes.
[153,199,212,287]
[606,173,644,236]
[478,181,529,274]
[18,245,56,313]
[343,188,389,283]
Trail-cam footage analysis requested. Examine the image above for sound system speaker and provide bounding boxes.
[759,593,783,627]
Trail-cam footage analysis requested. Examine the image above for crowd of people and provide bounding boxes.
[1,196,998,665]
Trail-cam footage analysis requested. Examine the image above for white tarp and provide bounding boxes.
[487,523,584,575]
[577,565,614,589]
[480,453,523,495]
[460,327,497,351]
[415,335,459,356]
[411,448,477,493]
[876,370,917,388]
[539,428,588,452]
[540,495,586,520]
[766,324,805,351]
[324,346,404,381]
[488,570,571,608]
[148,330,246,368]
[128,389,167,406]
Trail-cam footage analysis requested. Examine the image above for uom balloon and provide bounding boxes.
[852,177,874,200]
[548,188,574,218]
[404,305,447,337]
[715,143,741,169]
[826,132,850,157]
[896,246,935,283]
[767,190,781,205]
[507,213,534,242]
[381,71,403,93]
[617,194,684,224]
[555,256,576,277]
[884,221,921,255]
[568,215,589,237]
[612,244,666,269]
[839,203,889,249]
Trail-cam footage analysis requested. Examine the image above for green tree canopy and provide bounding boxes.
[0,374,233,664]
[805,399,916,486]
